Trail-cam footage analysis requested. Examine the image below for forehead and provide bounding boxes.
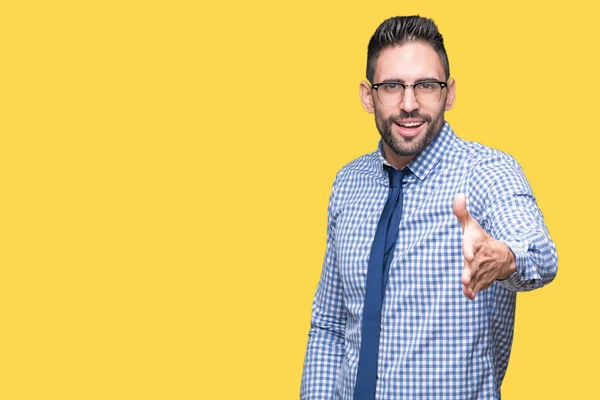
[373,42,445,82]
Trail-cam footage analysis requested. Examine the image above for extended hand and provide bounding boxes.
[453,194,516,300]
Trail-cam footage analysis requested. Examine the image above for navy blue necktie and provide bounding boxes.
[353,166,407,400]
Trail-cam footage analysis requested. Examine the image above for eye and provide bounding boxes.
[381,83,402,92]
[416,82,436,90]
[415,82,440,93]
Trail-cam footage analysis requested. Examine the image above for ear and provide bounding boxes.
[359,80,375,113]
[445,78,456,111]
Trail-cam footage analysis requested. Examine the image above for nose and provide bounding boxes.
[400,87,419,113]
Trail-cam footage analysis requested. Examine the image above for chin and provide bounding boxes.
[387,132,429,157]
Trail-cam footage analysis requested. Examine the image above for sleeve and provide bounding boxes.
[300,178,346,400]
[467,154,558,292]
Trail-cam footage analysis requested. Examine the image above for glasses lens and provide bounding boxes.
[415,82,442,106]
[376,83,404,106]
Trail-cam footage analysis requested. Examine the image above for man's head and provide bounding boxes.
[359,16,455,168]
[366,16,450,84]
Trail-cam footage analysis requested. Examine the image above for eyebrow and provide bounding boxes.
[379,77,441,83]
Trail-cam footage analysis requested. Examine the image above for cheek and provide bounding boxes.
[374,105,395,122]
[375,110,393,131]
[429,104,446,121]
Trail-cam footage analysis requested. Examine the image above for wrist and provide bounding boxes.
[498,241,517,280]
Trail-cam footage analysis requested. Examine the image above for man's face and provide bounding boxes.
[360,42,455,162]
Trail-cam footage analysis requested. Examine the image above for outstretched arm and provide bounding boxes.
[454,155,558,299]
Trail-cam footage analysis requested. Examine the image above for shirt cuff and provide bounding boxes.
[497,240,539,292]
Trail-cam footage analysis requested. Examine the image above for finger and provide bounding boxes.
[474,279,485,293]
[453,193,470,230]
[461,260,471,287]
[473,274,492,293]
[469,259,480,290]
[464,230,487,263]
[461,262,477,300]
[462,237,475,262]
[470,275,478,292]
[462,283,476,300]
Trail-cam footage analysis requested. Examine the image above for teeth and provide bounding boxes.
[400,122,422,127]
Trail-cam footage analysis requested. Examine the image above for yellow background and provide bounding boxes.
[0,0,596,398]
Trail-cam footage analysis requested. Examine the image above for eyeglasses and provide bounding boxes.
[371,80,448,106]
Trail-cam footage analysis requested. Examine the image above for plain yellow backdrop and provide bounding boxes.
[0,0,596,398]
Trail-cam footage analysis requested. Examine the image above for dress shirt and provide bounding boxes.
[300,122,558,400]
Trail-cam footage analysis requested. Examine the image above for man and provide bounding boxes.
[300,16,557,400]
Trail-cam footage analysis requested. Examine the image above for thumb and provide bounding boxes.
[453,193,471,230]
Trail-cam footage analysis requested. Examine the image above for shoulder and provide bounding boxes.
[326,150,382,212]
[332,150,381,189]
[444,135,526,187]
[449,135,521,171]
[456,139,534,221]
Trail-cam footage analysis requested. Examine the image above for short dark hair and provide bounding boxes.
[366,16,450,83]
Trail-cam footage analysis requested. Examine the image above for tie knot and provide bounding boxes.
[386,167,407,188]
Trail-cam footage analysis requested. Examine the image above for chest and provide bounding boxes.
[335,171,465,292]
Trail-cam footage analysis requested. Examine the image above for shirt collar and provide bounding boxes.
[377,121,456,180]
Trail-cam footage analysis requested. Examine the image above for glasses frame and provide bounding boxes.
[370,80,448,106]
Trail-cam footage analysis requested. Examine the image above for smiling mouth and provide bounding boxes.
[396,120,425,128]
[392,119,426,138]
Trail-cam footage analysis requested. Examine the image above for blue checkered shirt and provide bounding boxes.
[300,122,558,399]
